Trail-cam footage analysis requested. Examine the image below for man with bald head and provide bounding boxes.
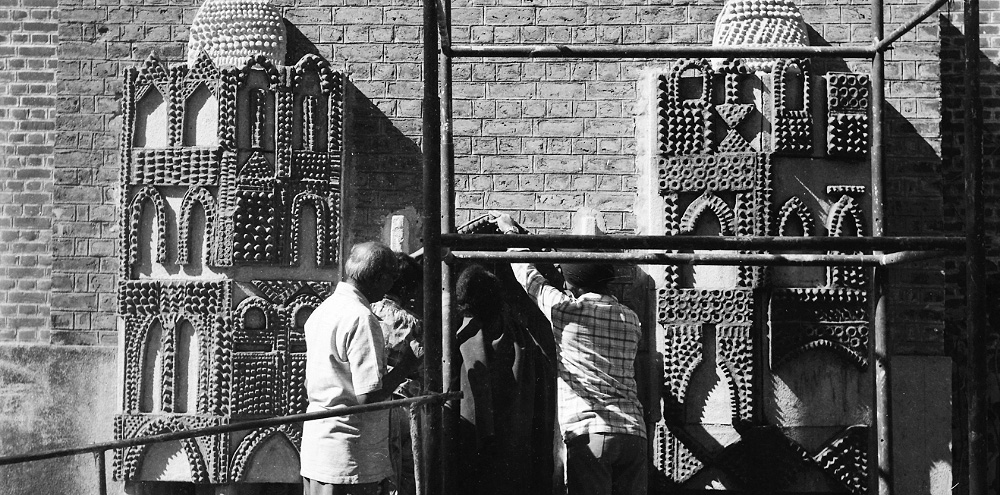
[301,241,407,495]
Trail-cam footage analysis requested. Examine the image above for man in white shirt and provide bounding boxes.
[301,241,408,495]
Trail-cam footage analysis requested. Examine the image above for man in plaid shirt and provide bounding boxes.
[497,216,647,495]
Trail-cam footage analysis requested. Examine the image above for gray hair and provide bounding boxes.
[344,242,397,285]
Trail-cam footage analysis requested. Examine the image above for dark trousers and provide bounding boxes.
[302,478,386,495]
[566,433,647,495]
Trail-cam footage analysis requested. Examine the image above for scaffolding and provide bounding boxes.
[0,0,986,494]
[418,0,987,494]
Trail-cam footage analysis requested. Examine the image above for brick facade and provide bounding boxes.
[3,0,931,349]
[0,0,981,492]
[0,0,57,341]
[941,5,1000,494]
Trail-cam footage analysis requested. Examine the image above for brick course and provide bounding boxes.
[0,0,950,359]
[0,0,57,341]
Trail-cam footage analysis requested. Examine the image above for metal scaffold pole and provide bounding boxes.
[421,0,446,492]
[438,0,458,492]
[964,0,987,490]
[869,0,892,488]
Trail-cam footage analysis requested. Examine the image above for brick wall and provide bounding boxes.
[42,0,950,357]
[0,0,57,341]
[941,4,1000,493]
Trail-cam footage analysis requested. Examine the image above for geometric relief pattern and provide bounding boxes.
[657,289,755,423]
[826,187,867,289]
[814,426,869,495]
[660,324,703,412]
[658,59,713,156]
[825,72,871,156]
[680,191,736,236]
[113,414,227,484]
[120,53,345,272]
[653,423,706,485]
[116,48,346,483]
[771,288,869,370]
[773,59,813,155]
[228,281,328,419]
[716,324,753,423]
[653,53,874,493]
[230,425,302,482]
[777,196,815,236]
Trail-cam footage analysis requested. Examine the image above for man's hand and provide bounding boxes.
[494,214,524,235]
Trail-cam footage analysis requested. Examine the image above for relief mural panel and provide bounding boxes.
[114,0,345,486]
[648,0,874,491]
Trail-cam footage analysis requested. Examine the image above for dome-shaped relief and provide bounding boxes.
[187,0,287,68]
[712,0,809,71]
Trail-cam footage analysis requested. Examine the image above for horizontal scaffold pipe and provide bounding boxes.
[440,234,965,252]
[876,0,950,52]
[442,44,876,59]
[0,392,461,467]
[448,250,947,266]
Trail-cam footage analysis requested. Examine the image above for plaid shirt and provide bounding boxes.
[512,262,646,440]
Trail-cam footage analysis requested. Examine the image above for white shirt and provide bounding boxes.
[300,282,392,484]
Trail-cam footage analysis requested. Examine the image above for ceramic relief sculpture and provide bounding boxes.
[114,0,346,485]
[650,0,872,490]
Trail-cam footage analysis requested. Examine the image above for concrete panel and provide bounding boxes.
[0,344,123,495]
[892,355,952,495]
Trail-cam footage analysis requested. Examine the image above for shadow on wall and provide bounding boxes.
[344,80,424,246]
[940,16,1000,495]
[284,20,320,64]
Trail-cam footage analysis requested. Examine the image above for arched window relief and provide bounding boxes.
[183,84,219,147]
[177,187,217,266]
[777,196,815,237]
[128,186,168,268]
[680,192,736,236]
[679,192,739,288]
[235,297,276,351]
[173,320,200,414]
[133,87,169,148]
[287,294,321,353]
[139,319,165,413]
[826,193,867,288]
[289,193,328,267]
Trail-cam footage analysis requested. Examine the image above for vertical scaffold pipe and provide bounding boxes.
[869,0,892,492]
[964,0,987,491]
[421,0,444,493]
[439,0,458,493]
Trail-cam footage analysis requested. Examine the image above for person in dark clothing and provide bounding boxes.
[453,263,555,495]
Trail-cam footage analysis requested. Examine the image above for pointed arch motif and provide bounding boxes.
[777,196,815,236]
[236,55,282,89]
[289,192,329,266]
[127,316,163,413]
[183,51,222,93]
[135,52,171,99]
[826,195,865,237]
[122,418,210,483]
[229,425,301,482]
[680,192,735,235]
[826,193,867,288]
[177,187,217,265]
[128,185,168,265]
[173,318,202,414]
[292,54,336,93]
[235,296,277,349]
[238,151,274,181]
